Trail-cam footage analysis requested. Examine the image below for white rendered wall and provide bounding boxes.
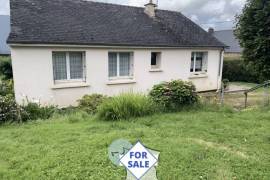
[11,46,223,107]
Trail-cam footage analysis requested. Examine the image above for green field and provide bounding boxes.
[0,108,269,180]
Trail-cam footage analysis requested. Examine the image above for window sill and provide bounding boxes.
[189,73,208,79]
[52,82,90,89]
[107,79,136,85]
[149,69,163,72]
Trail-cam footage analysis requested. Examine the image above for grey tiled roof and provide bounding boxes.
[8,0,225,48]
[214,30,242,53]
[0,15,10,55]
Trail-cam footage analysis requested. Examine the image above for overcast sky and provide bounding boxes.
[0,0,246,30]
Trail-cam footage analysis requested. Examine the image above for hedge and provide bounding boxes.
[222,60,260,83]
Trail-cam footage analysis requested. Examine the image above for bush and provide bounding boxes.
[78,94,108,114]
[222,60,259,83]
[0,97,56,124]
[0,56,13,80]
[21,102,57,121]
[0,95,19,123]
[222,79,230,90]
[57,106,78,115]
[149,80,199,111]
[97,93,156,121]
[0,80,14,97]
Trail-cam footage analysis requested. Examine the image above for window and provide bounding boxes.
[108,52,133,79]
[190,52,208,73]
[52,52,85,82]
[151,52,161,69]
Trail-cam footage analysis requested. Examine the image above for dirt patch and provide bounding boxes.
[228,84,251,91]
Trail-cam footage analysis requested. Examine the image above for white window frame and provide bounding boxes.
[53,51,86,84]
[108,52,134,80]
[190,52,208,74]
[151,52,162,70]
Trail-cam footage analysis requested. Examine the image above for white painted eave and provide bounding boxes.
[9,43,225,50]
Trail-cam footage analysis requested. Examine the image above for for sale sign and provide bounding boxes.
[120,141,158,179]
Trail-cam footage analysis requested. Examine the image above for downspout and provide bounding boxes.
[217,49,224,91]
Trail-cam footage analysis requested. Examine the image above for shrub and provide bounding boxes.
[0,93,56,124]
[21,102,57,121]
[222,60,259,83]
[97,93,156,121]
[57,106,78,115]
[222,79,230,90]
[0,95,19,123]
[0,80,14,97]
[149,80,199,111]
[0,56,13,80]
[78,94,108,114]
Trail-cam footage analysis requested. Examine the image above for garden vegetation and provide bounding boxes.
[149,80,198,111]
[235,0,270,81]
[222,59,259,83]
[96,93,156,121]
[78,94,108,114]
[0,107,269,179]
[0,56,13,80]
[0,56,57,124]
[1,77,199,123]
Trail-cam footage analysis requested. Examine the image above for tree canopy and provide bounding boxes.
[235,0,270,81]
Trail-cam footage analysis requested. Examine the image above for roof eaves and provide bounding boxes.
[7,40,227,49]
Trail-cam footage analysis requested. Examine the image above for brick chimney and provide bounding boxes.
[144,0,157,18]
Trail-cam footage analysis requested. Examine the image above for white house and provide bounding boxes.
[8,0,225,107]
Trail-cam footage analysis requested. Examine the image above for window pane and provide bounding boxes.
[109,53,117,77]
[119,53,130,76]
[70,52,83,79]
[151,53,157,66]
[195,53,203,72]
[190,53,195,72]
[53,52,67,80]
[202,53,208,72]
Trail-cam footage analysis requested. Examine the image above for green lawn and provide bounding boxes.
[0,108,269,180]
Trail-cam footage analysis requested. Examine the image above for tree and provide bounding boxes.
[235,0,270,81]
[0,56,13,80]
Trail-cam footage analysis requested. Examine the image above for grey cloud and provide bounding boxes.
[0,0,9,15]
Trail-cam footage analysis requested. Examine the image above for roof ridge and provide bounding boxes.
[156,8,182,14]
[65,0,184,14]
[67,0,145,10]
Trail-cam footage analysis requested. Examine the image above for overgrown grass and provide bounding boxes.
[0,107,269,179]
[97,93,156,121]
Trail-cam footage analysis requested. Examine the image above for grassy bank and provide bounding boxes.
[0,108,269,179]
